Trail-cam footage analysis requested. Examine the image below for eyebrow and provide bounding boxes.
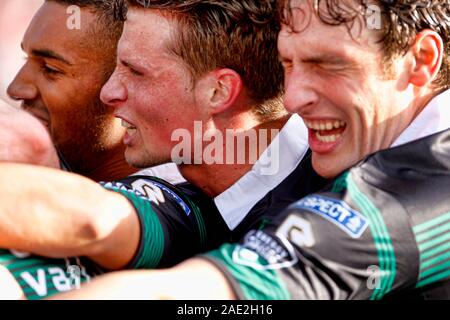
[302,54,349,65]
[21,43,73,66]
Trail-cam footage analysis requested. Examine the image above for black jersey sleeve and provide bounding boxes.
[101,176,218,268]
[202,130,450,300]
[201,170,422,300]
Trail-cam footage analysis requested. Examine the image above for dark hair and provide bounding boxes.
[46,0,124,79]
[121,0,286,120]
[47,0,124,43]
[280,0,450,91]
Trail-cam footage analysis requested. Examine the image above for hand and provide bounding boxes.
[0,99,59,168]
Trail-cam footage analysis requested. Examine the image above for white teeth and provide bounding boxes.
[121,119,136,129]
[304,120,346,131]
[315,131,341,143]
[127,128,137,134]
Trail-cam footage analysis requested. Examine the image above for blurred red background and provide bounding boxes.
[0,0,43,103]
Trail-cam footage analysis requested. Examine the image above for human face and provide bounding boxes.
[7,2,125,174]
[278,1,418,178]
[101,9,207,168]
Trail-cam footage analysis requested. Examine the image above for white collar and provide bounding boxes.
[392,90,450,147]
[134,163,186,185]
[214,114,309,230]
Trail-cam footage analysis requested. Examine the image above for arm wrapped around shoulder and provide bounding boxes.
[0,99,59,168]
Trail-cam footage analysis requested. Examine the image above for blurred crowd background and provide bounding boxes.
[0,0,43,104]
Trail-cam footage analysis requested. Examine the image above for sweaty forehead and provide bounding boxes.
[22,1,100,63]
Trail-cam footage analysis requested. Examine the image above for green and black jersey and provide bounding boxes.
[0,153,326,299]
[203,129,450,300]
[101,175,228,268]
[103,154,327,269]
[0,250,103,300]
[0,175,223,299]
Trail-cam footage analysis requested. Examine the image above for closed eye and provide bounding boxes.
[280,59,293,73]
[120,59,144,76]
[41,63,62,74]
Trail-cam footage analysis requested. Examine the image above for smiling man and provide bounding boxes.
[54,0,450,300]
[6,0,136,180]
[0,0,189,300]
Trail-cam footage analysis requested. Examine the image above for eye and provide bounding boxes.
[281,59,293,74]
[41,63,62,75]
[129,67,144,77]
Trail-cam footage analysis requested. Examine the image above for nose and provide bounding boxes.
[283,67,319,114]
[7,64,38,102]
[100,70,127,109]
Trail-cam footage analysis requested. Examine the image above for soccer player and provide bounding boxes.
[0,0,326,299]
[0,0,185,299]
[54,0,450,300]
[6,0,137,181]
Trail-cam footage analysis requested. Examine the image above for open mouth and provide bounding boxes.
[121,119,137,135]
[304,119,347,143]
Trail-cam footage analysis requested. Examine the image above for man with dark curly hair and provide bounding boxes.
[54,0,450,299]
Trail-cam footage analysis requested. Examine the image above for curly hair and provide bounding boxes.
[280,0,450,90]
[116,0,286,121]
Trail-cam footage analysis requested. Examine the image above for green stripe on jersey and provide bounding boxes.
[413,212,450,234]
[346,174,396,300]
[415,222,450,243]
[111,189,165,268]
[205,244,291,300]
[0,252,97,300]
[331,172,350,193]
[413,211,450,288]
[184,195,208,248]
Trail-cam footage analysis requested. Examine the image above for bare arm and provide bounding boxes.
[0,163,140,270]
[0,265,25,300]
[0,99,59,168]
[51,258,236,300]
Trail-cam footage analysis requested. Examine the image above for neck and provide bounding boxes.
[180,114,290,197]
[85,145,138,182]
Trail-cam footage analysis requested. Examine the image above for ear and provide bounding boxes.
[409,30,444,87]
[207,68,243,114]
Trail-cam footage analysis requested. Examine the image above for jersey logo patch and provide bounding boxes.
[293,195,369,238]
[150,181,191,216]
[232,230,298,270]
[102,180,191,216]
